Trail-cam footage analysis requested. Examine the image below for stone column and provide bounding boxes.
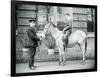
[53,6,57,26]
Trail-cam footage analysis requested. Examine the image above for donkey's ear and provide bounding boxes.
[52,23,57,27]
[49,16,54,22]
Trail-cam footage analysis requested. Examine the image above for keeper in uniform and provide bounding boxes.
[27,19,41,70]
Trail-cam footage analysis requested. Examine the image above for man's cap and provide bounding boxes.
[29,18,36,22]
[65,13,70,16]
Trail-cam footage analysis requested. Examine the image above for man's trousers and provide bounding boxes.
[29,47,36,68]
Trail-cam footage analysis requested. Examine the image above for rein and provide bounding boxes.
[42,23,51,35]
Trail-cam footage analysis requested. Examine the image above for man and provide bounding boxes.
[63,13,72,48]
[27,19,40,70]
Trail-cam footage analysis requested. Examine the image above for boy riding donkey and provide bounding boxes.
[63,13,72,51]
[48,14,72,51]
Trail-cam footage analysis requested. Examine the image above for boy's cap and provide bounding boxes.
[29,18,36,22]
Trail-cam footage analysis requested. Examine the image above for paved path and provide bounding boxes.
[16,60,95,73]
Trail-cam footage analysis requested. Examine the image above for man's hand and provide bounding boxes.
[39,33,45,41]
[40,37,43,40]
[40,33,45,39]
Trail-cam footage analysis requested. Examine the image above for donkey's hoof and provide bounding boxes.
[59,62,61,65]
[63,62,66,66]
[62,61,66,66]
[62,63,65,66]
[81,60,85,65]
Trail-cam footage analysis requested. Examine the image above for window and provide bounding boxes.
[87,8,95,32]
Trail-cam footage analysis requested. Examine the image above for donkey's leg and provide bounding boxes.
[62,47,66,66]
[82,47,85,65]
[59,48,62,65]
[62,52,66,66]
[60,47,66,66]
[78,42,85,64]
[59,57,62,65]
[82,41,86,63]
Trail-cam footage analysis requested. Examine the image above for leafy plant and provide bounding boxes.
[45,33,56,49]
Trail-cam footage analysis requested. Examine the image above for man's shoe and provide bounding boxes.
[30,66,37,70]
[33,66,37,68]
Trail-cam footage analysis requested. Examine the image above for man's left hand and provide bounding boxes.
[40,33,45,39]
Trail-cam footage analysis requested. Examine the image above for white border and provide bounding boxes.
[0,0,99,77]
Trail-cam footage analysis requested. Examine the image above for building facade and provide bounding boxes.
[16,4,95,63]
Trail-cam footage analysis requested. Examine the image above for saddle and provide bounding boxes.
[63,30,71,47]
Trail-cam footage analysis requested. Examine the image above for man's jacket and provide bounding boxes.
[25,27,40,48]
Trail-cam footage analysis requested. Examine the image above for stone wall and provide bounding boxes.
[16,4,95,63]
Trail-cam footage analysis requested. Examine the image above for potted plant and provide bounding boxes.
[46,33,56,55]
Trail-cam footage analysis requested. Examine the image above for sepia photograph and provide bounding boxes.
[11,0,97,76]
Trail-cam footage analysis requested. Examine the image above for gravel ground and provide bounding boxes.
[16,59,95,73]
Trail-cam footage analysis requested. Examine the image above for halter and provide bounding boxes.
[42,23,51,35]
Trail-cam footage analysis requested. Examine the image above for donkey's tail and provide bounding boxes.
[85,36,87,53]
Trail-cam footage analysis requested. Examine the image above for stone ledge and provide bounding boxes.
[87,32,95,38]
